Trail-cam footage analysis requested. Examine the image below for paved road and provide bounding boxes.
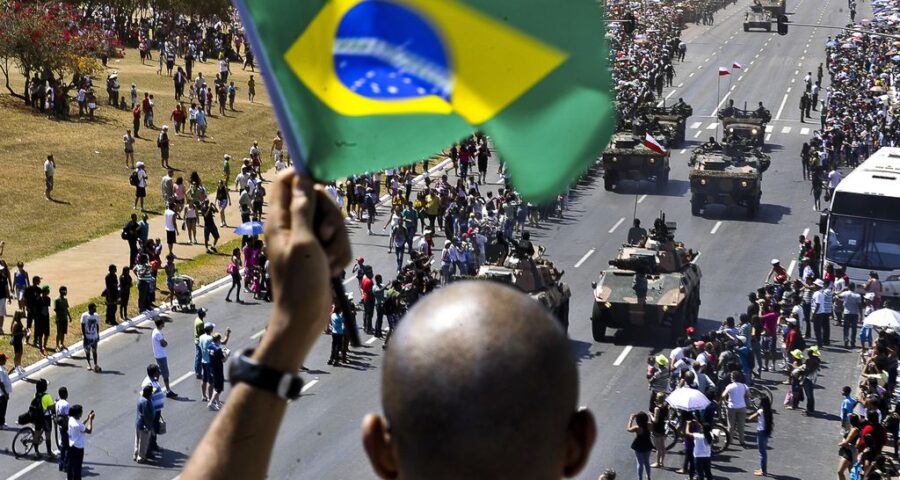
[0,1,866,479]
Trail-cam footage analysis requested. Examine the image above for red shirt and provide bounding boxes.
[360,276,373,302]
[172,108,185,123]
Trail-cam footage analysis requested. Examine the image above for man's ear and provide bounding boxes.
[362,414,399,479]
[563,409,597,478]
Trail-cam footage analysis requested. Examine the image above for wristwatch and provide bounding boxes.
[228,348,304,400]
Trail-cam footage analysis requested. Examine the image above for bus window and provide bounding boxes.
[826,215,865,266]
[867,220,900,270]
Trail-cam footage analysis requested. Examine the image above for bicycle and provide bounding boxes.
[664,415,731,454]
[12,425,39,459]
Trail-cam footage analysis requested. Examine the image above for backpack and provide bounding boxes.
[129,170,139,186]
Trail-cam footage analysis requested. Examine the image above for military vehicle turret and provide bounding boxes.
[643,100,694,146]
[590,213,702,341]
[718,101,770,147]
[758,0,786,16]
[601,129,670,191]
[475,248,573,331]
[744,7,773,31]
[689,138,771,217]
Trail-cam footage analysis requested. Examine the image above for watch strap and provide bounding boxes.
[229,348,304,400]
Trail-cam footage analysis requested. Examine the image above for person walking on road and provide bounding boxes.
[80,303,100,372]
[142,364,166,459]
[328,306,345,366]
[193,308,208,378]
[747,396,773,476]
[627,411,654,480]
[800,93,809,123]
[0,353,10,428]
[55,386,70,471]
[687,419,714,480]
[722,371,749,448]
[66,404,96,480]
[207,332,229,410]
[199,322,231,404]
[225,250,242,303]
[151,317,178,398]
[135,385,155,463]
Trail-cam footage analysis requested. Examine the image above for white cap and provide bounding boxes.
[771,258,780,265]
[813,279,825,287]
[162,125,169,130]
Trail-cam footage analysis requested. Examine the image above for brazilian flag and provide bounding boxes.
[235,0,614,201]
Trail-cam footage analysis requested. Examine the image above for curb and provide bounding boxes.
[9,159,453,385]
[10,276,233,385]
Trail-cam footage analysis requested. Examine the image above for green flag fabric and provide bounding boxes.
[235,0,615,202]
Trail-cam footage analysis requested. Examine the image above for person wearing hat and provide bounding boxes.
[157,125,170,169]
[352,257,367,290]
[810,278,833,348]
[133,162,148,211]
[766,259,789,285]
[647,355,670,410]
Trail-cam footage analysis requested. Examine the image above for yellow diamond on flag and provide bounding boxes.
[284,0,568,125]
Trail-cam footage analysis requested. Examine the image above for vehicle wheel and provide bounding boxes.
[743,24,749,32]
[604,175,614,191]
[591,302,607,342]
[747,199,760,218]
[691,195,702,216]
[710,422,731,454]
[13,426,35,459]
[665,421,681,451]
[688,294,700,326]
[656,171,669,191]
[669,305,686,340]
[557,299,570,333]
[766,24,772,32]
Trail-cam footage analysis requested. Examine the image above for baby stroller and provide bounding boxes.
[170,274,196,312]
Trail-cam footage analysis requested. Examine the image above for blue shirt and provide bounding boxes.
[136,396,155,429]
[199,334,213,363]
[330,313,344,335]
[841,396,859,424]
[737,345,751,372]
[141,376,165,411]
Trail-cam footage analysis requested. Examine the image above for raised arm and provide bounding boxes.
[181,172,351,480]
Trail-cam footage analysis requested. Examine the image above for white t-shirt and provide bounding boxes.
[723,382,748,409]
[44,160,55,176]
[151,328,167,359]
[756,408,766,432]
[68,417,86,448]
[812,290,826,314]
[692,432,711,458]
[56,399,70,417]
[136,168,148,188]
[164,209,177,232]
[81,312,100,341]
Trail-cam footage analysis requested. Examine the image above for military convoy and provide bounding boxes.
[475,249,573,331]
[758,0,786,16]
[602,131,671,191]
[743,8,773,31]
[688,138,771,217]
[718,101,770,147]
[590,213,702,341]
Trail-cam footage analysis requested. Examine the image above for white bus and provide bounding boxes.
[819,147,900,300]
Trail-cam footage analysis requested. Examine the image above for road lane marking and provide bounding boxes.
[730,85,736,92]
[365,336,378,345]
[738,75,744,81]
[710,221,723,235]
[638,194,647,204]
[171,370,196,388]
[803,227,810,238]
[665,90,677,100]
[795,70,799,75]
[800,128,810,135]
[678,83,684,88]
[251,329,265,340]
[765,133,772,141]
[301,379,319,393]
[787,259,798,276]
[781,126,792,134]
[680,149,687,154]
[791,79,796,84]
[342,277,355,285]
[694,130,702,138]
[575,249,596,268]
[8,461,45,480]
[690,121,702,129]
[765,125,774,133]
[692,252,702,264]
[608,218,625,234]
[689,72,695,78]
[706,122,718,130]
[787,87,792,93]
[613,346,634,366]
[775,93,789,120]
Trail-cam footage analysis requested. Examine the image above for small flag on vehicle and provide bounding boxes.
[718,67,730,76]
[732,62,743,69]
[644,132,667,154]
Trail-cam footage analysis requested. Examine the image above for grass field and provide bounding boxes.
[0,49,278,263]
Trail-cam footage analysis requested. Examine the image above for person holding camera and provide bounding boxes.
[66,404,95,480]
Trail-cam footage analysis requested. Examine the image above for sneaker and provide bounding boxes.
[208,402,220,411]
[201,396,208,402]
[166,391,178,399]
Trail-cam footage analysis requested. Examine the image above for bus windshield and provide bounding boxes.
[826,215,900,270]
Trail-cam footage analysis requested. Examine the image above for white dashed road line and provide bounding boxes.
[608,217,625,234]
[710,221,723,235]
[613,346,634,366]
[575,249,596,269]
[638,194,648,204]
[8,461,45,480]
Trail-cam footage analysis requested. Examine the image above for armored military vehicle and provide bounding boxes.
[602,131,670,191]
[758,0,786,16]
[718,101,770,147]
[688,139,771,217]
[590,213,702,341]
[476,250,573,331]
[744,8,773,31]
[644,101,694,146]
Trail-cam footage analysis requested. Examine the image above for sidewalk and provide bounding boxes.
[20,167,278,309]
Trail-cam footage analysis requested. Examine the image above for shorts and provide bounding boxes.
[217,199,228,210]
[387,313,401,329]
[160,148,169,160]
[125,147,133,154]
[56,318,67,334]
[0,299,6,317]
[166,230,176,245]
[15,286,24,302]
[136,186,146,198]
[213,375,224,393]
[84,337,98,349]
[155,356,170,380]
[45,176,54,192]
[200,362,212,383]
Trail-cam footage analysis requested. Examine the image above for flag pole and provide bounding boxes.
[716,74,721,141]
[232,0,361,347]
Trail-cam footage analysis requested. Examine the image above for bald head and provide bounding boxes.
[366,281,589,480]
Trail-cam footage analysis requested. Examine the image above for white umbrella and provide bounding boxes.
[864,308,900,328]
[666,387,711,411]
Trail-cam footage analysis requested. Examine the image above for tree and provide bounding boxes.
[0,2,111,104]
